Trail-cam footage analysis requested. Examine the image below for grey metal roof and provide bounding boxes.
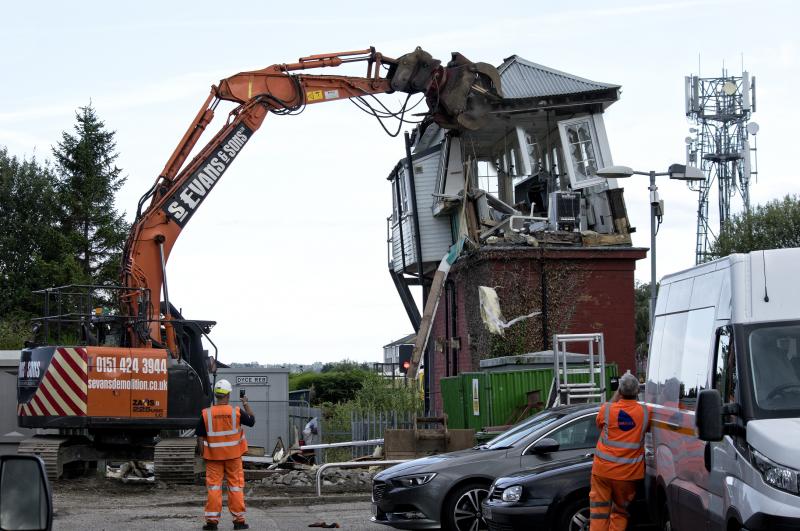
[498,55,620,100]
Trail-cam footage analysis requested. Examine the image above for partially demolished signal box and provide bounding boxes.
[386,55,646,414]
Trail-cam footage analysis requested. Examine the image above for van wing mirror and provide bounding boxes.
[530,437,560,454]
[696,389,724,442]
[0,455,53,530]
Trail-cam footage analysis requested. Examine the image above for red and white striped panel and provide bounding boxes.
[19,347,88,417]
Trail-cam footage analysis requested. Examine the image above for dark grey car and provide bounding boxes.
[371,404,600,530]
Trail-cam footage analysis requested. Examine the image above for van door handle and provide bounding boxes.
[584,453,594,458]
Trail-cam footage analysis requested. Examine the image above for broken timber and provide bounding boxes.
[407,256,451,379]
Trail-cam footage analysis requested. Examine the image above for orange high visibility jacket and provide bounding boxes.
[592,399,651,481]
[202,404,249,460]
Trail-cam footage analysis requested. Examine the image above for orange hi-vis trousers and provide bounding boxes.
[589,474,637,531]
[205,458,246,524]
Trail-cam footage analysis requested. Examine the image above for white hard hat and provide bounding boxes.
[214,379,232,395]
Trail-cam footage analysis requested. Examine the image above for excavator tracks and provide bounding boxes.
[154,437,197,484]
[18,437,71,480]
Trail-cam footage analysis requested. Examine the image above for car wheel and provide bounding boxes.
[557,498,591,531]
[442,482,489,531]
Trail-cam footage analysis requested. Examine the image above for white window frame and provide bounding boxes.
[557,115,608,190]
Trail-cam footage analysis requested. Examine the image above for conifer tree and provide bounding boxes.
[52,105,129,286]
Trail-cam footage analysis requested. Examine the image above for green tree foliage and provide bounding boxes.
[320,372,423,460]
[52,105,129,285]
[320,360,371,373]
[634,281,650,358]
[712,194,800,257]
[346,371,422,413]
[0,320,31,350]
[0,148,83,319]
[290,367,370,405]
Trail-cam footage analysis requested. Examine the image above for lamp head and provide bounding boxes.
[668,163,705,181]
[596,165,635,179]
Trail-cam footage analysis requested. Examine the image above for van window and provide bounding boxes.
[748,323,800,411]
[714,326,736,403]
[677,307,715,409]
[659,313,688,405]
[646,316,666,400]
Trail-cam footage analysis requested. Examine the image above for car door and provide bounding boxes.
[520,412,600,469]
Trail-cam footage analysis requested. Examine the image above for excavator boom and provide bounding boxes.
[122,46,501,353]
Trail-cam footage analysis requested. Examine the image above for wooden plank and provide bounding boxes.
[407,256,451,379]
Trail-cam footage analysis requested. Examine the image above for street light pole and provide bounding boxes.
[595,163,704,330]
[648,170,657,329]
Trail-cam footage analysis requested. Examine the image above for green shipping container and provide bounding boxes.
[441,365,619,430]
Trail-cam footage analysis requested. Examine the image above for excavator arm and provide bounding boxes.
[121,46,501,355]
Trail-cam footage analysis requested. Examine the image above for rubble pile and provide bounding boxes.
[257,468,374,489]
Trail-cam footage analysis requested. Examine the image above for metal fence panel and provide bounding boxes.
[350,410,414,458]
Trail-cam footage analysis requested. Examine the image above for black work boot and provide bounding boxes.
[233,523,249,530]
[202,523,218,530]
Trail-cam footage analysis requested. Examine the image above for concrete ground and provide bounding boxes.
[52,478,384,530]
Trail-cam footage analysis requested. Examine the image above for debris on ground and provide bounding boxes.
[106,461,155,483]
[259,468,374,489]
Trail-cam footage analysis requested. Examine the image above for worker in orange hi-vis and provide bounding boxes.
[589,372,651,531]
[197,379,255,530]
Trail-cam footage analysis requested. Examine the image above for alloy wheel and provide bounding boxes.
[569,506,590,531]
[452,487,489,531]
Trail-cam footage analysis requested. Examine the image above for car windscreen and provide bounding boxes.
[748,322,800,412]
[483,411,565,449]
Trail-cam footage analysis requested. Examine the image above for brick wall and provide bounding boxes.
[428,246,647,414]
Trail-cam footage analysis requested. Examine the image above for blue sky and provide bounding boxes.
[1,0,797,364]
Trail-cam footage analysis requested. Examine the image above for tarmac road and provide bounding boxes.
[52,479,384,530]
[53,499,384,530]
[53,500,386,531]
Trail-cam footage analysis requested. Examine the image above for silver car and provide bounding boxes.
[371,404,600,530]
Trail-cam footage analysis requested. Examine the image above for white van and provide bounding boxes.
[644,248,800,530]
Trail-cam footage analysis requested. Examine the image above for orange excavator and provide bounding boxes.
[17,47,501,480]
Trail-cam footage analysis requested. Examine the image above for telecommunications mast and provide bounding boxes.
[684,67,759,264]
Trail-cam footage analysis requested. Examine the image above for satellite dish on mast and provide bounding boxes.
[723,81,737,96]
[746,122,760,135]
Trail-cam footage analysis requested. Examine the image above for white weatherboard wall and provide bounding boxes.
[391,147,453,273]
[216,367,289,452]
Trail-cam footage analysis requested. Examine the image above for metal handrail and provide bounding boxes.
[300,438,383,451]
[316,459,408,496]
